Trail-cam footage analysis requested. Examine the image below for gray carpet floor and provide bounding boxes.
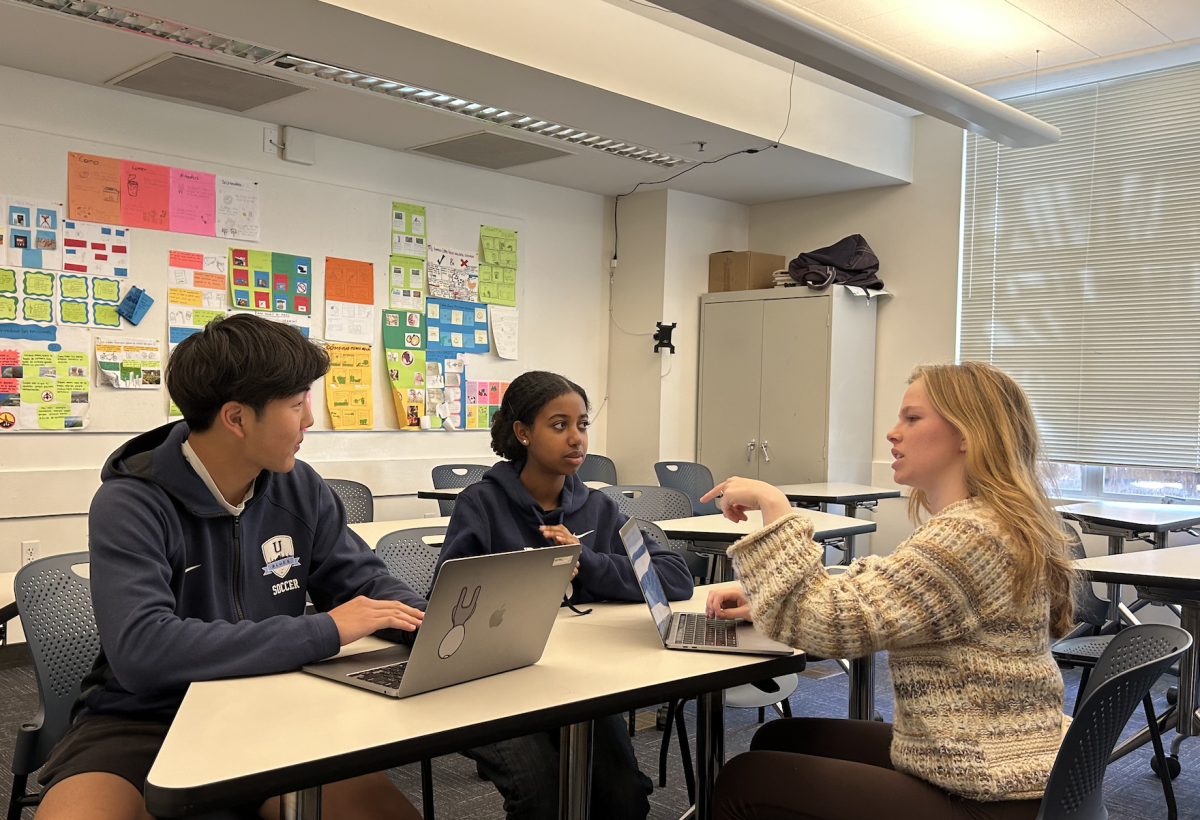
[0,650,1195,819]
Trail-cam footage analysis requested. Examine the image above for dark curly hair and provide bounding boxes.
[491,371,590,461]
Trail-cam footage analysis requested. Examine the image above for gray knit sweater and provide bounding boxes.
[728,498,1066,801]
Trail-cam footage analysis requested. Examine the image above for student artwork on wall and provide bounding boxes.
[166,251,228,419]
[228,249,312,315]
[425,298,490,354]
[427,246,478,301]
[5,197,62,271]
[62,220,130,277]
[56,272,122,328]
[0,326,91,432]
[324,256,374,344]
[426,353,465,430]
[391,201,427,259]
[464,379,509,431]
[478,225,517,306]
[95,336,162,389]
[324,342,373,430]
[0,268,55,327]
[383,309,427,430]
[388,254,424,312]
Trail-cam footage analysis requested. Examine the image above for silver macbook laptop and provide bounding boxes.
[620,518,791,656]
[303,543,582,697]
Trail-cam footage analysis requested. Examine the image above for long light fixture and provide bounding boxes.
[653,0,1060,147]
[267,55,690,168]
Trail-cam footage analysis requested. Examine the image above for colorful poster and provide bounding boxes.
[424,351,465,430]
[390,201,427,259]
[228,309,311,337]
[0,330,91,432]
[324,342,373,430]
[66,152,122,224]
[383,310,427,430]
[215,176,260,241]
[425,297,490,354]
[170,168,216,236]
[464,379,510,430]
[167,252,227,418]
[229,249,311,315]
[95,336,161,389]
[62,220,130,277]
[120,160,171,229]
[57,272,122,329]
[324,257,374,344]
[479,225,518,306]
[427,246,478,301]
[0,268,55,327]
[388,254,424,311]
[6,198,61,271]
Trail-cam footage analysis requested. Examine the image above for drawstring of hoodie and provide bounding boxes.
[533,505,592,616]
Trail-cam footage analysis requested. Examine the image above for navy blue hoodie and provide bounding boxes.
[80,421,425,720]
[435,460,694,604]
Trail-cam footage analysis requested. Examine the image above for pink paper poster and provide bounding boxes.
[169,168,216,236]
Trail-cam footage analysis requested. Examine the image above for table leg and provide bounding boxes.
[1106,534,1124,626]
[559,720,594,820]
[713,553,732,583]
[1172,602,1200,755]
[694,690,726,820]
[840,502,859,566]
[847,654,875,721]
[279,787,321,820]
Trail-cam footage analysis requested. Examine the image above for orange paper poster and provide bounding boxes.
[325,257,375,304]
[67,152,122,223]
[120,160,170,229]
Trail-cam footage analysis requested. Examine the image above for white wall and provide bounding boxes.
[0,65,609,568]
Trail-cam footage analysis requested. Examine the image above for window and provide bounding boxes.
[960,62,1200,479]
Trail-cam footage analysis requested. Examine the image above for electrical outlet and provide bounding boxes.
[21,540,39,567]
[263,125,279,155]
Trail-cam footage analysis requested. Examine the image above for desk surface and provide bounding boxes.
[419,482,609,500]
[350,519,451,548]
[1058,501,1200,533]
[657,509,876,544]
[1075,543,1200,589]
[776,483,901,503]
[144,587,803,816]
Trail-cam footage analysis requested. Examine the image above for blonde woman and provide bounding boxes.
[702,362,1074,820]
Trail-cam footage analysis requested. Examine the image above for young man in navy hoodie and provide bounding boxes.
[35,314,425,820]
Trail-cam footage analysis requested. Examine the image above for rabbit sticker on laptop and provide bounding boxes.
[438,585,481,658]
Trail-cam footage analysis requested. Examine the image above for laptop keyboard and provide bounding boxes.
[351,661,408,689]
[675,613,738,647]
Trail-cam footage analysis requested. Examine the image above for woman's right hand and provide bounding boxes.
[705,583,751,622]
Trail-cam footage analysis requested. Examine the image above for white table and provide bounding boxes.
[776,483,901,564]
[350,518,450,548]
[657,509,879,723]
[143,587,805,819]
[1059,501,1200,627]
[1075,544,1200,768]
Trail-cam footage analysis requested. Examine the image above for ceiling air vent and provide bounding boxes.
[411,132,572,170]
[107,53,306,112]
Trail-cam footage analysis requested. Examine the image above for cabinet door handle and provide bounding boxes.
[761,441,771,463]
[746,439,756,462]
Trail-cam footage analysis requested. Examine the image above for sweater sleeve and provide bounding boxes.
[729,511,1013,659]
[573,514,694,604]
[433,492,493,582]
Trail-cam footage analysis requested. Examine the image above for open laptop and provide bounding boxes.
[303,543,581,697]
[620,518,791,656]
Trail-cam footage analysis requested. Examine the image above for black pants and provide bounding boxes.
[713,718,1042,820]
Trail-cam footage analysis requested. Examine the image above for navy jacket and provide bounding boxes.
[435,460,694,604]
[80,421,425,720]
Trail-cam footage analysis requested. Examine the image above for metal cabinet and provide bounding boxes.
[697,287,877,486]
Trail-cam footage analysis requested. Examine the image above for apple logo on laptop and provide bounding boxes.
[490,605,506,628]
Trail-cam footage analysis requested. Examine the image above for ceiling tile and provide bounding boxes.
[803,0,913,26]
[1005,0,1171,54]
[916,46,1029,84]
[849,7,933,42]
[1116,0,1200,41]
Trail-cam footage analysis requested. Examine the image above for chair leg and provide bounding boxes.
[7,775,28,820]
[628,709,636,737]
[1143,695,1177,820]
[781,697,793,718]
[420,758,435,820]
[1073,666,1092,717]
[757,706,765,724]
[675,699,696,806]
[658,699,677,787]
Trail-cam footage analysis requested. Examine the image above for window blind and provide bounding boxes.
[959,63,1200,469]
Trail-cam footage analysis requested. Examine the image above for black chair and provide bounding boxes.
[602,486,706,580]
[431,464,488,516]
[654,461,719,516]
[1037,623,1190,820]
[374,526,447,819]
[325,478,374,524]
[577,454,618,485]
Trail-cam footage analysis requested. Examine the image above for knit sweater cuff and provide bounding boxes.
[727,513,823,622]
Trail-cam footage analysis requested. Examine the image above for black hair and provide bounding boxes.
[167,313,329,432]
[491,371,590,461]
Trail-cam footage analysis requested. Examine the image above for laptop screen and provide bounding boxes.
[619,518,673,643]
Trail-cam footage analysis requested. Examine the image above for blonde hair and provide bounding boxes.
[907,361,1075,637]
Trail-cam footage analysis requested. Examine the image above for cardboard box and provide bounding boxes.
[708,251,786,293]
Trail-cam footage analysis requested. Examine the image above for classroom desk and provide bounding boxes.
[776,483,901,564]
[143,586,806,820]
[1058,501,1200,627]
[350,518,450,547]
[658,509,879,722]
[1074,544,1200,765]
[417,481,609,502]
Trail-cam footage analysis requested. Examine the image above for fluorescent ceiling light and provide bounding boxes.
[652,0,1060,147]
[269,55,691,168]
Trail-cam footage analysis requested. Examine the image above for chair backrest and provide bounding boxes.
[577,454,618,485]
[1036,624,1191,820]
[600,485,705,576]
[1064,527,1109,628]
[375,527,447,598]
[654,462,719,516]
[431,464,488,516]
[632,518,708,581]
[12,553,100,775]
[325,478,374,525]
